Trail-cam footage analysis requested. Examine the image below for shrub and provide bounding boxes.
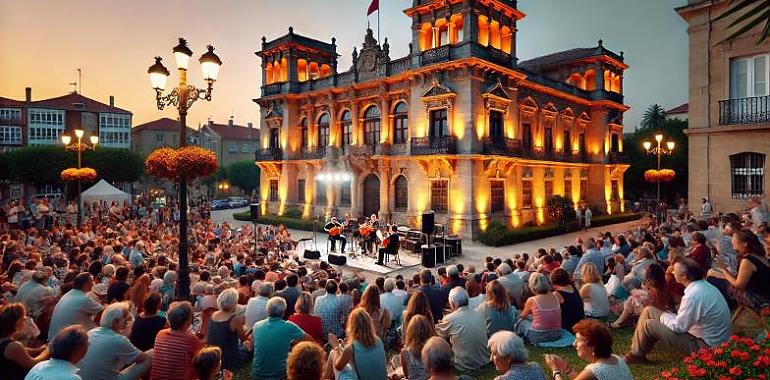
[546,195,577,225]
[283,207,303,219]
[657,334,770,380]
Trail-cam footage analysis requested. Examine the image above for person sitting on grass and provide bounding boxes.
[487,330,547,380]
[515,273,562,344]
[579,263,610,319]
[435,287,490,371]
[286,341,326,380]
[545,319,633,380]
[610,263,671,329]
[421,337,473,380]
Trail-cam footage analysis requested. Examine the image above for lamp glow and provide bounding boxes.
[147,57,170,91]
[666,141,675,150]
[61,135,71,145]
[172,38,193,70]
[90,135,99,145]
[74,129,84,139]
[643,141,651,150]
[199,45,222,82]
[655,134,663,143]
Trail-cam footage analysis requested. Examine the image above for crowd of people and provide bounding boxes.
[0,195,768,380]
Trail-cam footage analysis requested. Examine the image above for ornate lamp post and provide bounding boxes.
[217,181,230,196]
[642,134,675,205]
[61,129,98,224]
[148,38,222,300]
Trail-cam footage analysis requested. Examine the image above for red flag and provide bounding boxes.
[367,0,379,15]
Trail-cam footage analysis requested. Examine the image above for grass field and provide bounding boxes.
[233,323,681,380]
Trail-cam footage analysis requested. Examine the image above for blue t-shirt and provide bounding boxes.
[252,317,305,379]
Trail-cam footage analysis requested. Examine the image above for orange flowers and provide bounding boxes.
[644,169,676,183]
[145,146,218,181]
[60,167,97,182]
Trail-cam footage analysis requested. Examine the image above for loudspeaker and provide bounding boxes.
[249,203,260,221]
[420,245,436,268]
[303,250,320,260]
[421,212,435,235]
[328,254,347,266]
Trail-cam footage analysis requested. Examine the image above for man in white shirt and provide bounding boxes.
[435,287,490,371]
[495,263,523,307]
[26,325,89,380]
[625,257,731,363]
[380,278,405,327]
[245,282,273,327]
[48,273,104,341]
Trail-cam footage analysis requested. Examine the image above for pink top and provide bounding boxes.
[531,294,562,331]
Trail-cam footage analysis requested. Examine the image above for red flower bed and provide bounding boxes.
[658,334,770,380]
[145,146,217,181]
[60,167,97,182]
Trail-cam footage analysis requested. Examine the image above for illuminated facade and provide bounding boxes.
[254,0,629,237]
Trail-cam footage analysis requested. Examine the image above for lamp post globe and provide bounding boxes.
[199,45,222,82]
[172,38,193,70]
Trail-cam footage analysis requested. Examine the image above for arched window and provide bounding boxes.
[364,106,380,145]
[501,25,512,54]
[265,62,274,84]
[394,175,408,211]
[731,152,765,198]
[309,62,320,80]
[300,118,308,149]
[393,102,408,144]
[478,15,489,47]
[584,69,596,91]
[297,59,308,82]
[489,20,501,49]
[340,110,352,152]
[317,113,330,148]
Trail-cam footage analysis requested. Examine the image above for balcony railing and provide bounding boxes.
[348,144,375,156]
[719,95,770,125]
[482,137,521,156]
[255,147,283,161]
[411,135,457,155]
[420,45,450,66]
[604,151,630,164]
[301,146,326,160]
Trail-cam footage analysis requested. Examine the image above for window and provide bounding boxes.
[393,102,408,144]
[156,133,164,142]
[394,175,408,211]
[544,123,553,154]
[270,128,280,150]
[98,131,130,147]
[564,178,572,198]
[731,54,769,99]
[99,113,130,129]
[545,179,553,198]
[522,179,532,209]
[522,120,532,149]
[269,180,279,202]
[364,106,380,145]
[318,113,330,148]
[563,131,571,155]
[731,152,765,199]
[28,109,64,145]
[242,143,249,153]
[316,181,327,204]
[0,126,22,144]
[489,110,504,139]
[611,133,620,153]
[340,183,351,207]
[490,180,504,213]
[0,109,21,122]
[611,179,620,201]
[297,179,305,203]
[300,118,308,149]
[580,178,588,200]
[431,180,448,213]
[578,133,586,154]
[341,111,352,151]
[429,109,448,138]
[228,142,237,153]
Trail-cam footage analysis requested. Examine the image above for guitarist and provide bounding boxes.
[324,216,347,253]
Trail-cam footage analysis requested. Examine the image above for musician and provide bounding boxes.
[324,216,347,253]
[361,214,381,255]
[377,225,401,265]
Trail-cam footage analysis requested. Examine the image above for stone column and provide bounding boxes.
[379,168,391,222]
[594,61,605,92]
[352,103,361,145]
[350,169,362,218]
[287,48,298,83]
[380,97,391,143]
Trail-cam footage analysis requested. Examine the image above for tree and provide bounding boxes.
[717,0,770,44]
[225,160,260,194]
[82,148,144,183]
[641,104,667,130]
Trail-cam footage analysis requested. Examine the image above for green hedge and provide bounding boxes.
[476,212,644,247]
[232,211,319,231]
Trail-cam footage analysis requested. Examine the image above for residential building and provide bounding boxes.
[665,103,689,121]
[200,119,259,166]
[254,0,629,238]
[677,0,770,212]
[131,117,196,157]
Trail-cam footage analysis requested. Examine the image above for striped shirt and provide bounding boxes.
[150,328,202,380]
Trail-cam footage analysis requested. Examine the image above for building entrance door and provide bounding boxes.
[363,174,380,218]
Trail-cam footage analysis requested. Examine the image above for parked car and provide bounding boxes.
[210,199,231,210]
[227,196,249,208]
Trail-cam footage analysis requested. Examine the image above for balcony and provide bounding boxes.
[482,137,521,156]
[376,142,408,156]
[420,45,450,66]
[348,144,375,156]
[719,95,770,125]
[261,82,287,96]
[301,146,326,160]
[604,151,630,164]
[255,147,283,161]
[411,136,457,155]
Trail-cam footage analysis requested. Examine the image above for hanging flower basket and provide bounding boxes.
[60,167,98,182]
[145,146,218,181]
[644,169,659,183]
[659,169,676,183]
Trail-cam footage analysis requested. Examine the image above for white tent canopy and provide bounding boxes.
[80,179,130,208]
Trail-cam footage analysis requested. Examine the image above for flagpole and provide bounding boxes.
[377,7,380,45]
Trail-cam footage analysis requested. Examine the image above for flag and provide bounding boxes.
[367,0,379,15]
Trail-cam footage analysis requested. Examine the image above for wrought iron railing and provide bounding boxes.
[719,95,770,125]
[481,137,521,156]
[421,45,450,66]
[604,151,630,164]
[411,135,457,155]
[255,147,283,161]
[301,145,326,160]
[261,82,285,96]
[348,144,375,156]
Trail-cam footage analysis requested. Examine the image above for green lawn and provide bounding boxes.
[233,324,681,379]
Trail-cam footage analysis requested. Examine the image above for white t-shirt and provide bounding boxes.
[48,289,104,341]
[77,327,141,380]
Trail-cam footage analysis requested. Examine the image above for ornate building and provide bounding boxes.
[254,0,629,238]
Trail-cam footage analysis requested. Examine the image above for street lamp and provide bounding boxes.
[217,181,230,195]
[148,37,222,300]
[61,128,98,224]
[642,133,675,206]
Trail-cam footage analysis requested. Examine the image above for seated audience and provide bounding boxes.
[476,280,517,336]
[129,292,167,351]
[207,288,251,371]
[151,301,202,380]
[0,303,48,380]
[252,297,311,379]
[48,273,103,341]
[487,330,547,380]
[550,268,585,332]
[25,326,89,380]
[327,308,387,380]
[516,273,562,344]
[546,319,633,380]
[708,229,770,308]
[193,347,227,380]
[245,281,273,328]
[611,263,671,329]
[421,337,473,380]
[357,285,391,345]
[288,292,323,343]
[314,280,347,339]
[579,263,610,318]
[287,341,326,380]
[435,287,490,371]
[399,314,433,380]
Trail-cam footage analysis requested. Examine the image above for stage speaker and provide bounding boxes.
[420,244,436,268]
[249,203,260,221]
[328,254,347,266]
[421,212,435,235]
[303,250,321,260]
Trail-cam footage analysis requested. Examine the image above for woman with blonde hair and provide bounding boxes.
[356,285,391,343]
[476,280,517,337]
[127,273,151,314]
[579,263,610,318]
[287,341,326,380]
[327,308,387,380]
[399,314,434,380]
[401,290,434,340]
